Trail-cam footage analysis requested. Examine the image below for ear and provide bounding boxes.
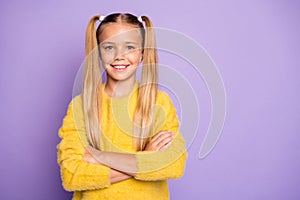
[98,46,102,59]
[139,49,144,63]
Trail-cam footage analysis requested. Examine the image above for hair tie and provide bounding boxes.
[99,15,106,21]
[138,16,143,23]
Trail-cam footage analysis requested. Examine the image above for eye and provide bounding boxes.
[127,45,135,50]
[103,45,113,50]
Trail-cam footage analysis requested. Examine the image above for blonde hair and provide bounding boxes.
[83,13,158,150]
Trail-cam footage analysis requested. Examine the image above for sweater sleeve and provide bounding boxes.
[57,96,111,191]
[134,92,188,181]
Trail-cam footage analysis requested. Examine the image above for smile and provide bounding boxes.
[110,64,129,71]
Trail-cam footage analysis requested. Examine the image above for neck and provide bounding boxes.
[105,77,137,98]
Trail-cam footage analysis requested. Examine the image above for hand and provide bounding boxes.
[145,130,174,151]
[83,146,102,164]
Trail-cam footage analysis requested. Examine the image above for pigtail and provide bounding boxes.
[82,15,102,150]
[134,16,158,150]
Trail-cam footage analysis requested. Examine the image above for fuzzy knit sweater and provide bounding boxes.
[57,83,187,200]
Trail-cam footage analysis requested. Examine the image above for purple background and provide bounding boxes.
[1,0,299,199]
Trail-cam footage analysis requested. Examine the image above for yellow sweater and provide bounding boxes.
[57,83,187,200]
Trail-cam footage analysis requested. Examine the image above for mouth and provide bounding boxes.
[110,64,130,72]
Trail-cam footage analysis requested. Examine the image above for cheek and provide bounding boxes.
[100,50,115,64]
[127,51,142,64]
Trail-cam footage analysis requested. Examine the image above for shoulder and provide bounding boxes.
[153,90,180,131]
[68,95,83,110]
[156,90,173,105]
[64,94,84,119]
[71,94,82,105]
[156,90,176,112]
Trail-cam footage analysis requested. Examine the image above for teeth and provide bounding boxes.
[113,65,127,69]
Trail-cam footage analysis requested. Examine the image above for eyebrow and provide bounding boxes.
[101,41,140,45]
[125,41,140,45]
[101,41,114,45]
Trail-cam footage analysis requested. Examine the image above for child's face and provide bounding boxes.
[99,23,143,82]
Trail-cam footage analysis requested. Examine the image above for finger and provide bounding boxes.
[151,130,171,141]
[150,136,173,151]
[152,134,174,149]
[159,141,172,151]
[86,145,97,154]
[151,130,174,143]
[85,146,91,151]
[83,153,89,161]
[145,131,174,151]
[156,136,174,149]
[152,131,174,146]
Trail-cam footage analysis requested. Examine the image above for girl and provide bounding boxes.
[57,13,187,200]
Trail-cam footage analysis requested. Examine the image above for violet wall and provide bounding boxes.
[0,0,299,199]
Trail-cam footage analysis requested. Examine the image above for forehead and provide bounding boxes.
[99,23,143,44]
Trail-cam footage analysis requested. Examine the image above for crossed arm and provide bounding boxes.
[83,130,175,184]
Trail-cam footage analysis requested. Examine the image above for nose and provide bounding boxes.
[114,47,125,60]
